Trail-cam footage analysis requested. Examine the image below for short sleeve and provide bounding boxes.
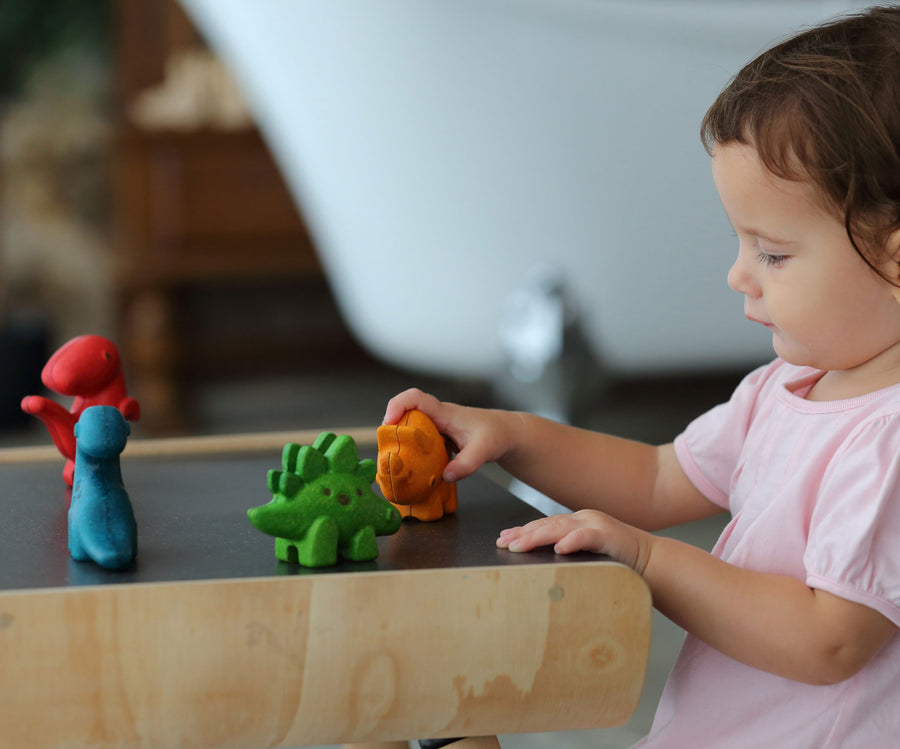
[674,361,778,510]
[805,415,900,627]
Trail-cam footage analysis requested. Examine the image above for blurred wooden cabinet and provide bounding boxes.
[113,0,354,431]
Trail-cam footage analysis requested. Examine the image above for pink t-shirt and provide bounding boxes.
[634,358,900,748]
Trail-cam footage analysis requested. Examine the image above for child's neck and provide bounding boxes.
[806,366,900,401]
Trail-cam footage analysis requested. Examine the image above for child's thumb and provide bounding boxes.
[443,450,481,483]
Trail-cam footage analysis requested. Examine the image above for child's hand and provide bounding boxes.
[497,510,653,575]
[382,388,520,482]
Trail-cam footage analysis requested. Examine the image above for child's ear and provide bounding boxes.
[885,227,900,303]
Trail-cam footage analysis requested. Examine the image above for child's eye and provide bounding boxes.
[755,250,788,268]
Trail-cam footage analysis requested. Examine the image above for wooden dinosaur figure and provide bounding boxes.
[21,335,140,486]
[376,408,458,522]
[69,406,137,570]
[247,433,402,567]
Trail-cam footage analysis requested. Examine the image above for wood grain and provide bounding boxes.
[0,562,650,747]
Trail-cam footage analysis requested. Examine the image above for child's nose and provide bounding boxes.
[727,247,761,298]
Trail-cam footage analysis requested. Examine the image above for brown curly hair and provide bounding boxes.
[701,5,900,280]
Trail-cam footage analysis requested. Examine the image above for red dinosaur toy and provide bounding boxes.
[21,335,140,486]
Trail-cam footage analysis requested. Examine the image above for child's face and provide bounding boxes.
[713,142,900,379]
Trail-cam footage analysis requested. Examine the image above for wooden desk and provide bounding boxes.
[0,430,651,748]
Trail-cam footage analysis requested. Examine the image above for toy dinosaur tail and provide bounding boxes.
[20,396,77,460]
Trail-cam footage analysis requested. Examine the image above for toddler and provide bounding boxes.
[383,6,900,747]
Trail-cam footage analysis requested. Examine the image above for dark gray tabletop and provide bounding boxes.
[0,449,590,591]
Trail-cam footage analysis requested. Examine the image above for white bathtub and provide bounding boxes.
[181,0,871,378]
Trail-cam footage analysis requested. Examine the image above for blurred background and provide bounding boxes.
[0,2,869,746]
[1,0,791,447]
[1,0,435,441]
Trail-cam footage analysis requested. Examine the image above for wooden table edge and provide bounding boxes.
[1,560,651,746]
[0,426,379,464]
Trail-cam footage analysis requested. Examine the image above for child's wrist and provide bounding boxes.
[632,530,655,577]
[496,410,531,469]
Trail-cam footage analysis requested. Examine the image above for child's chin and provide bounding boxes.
[771,337,800,364]
[773,342,818,369]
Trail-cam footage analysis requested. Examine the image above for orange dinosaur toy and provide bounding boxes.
[376,408,457,521]
[21,335,140,486]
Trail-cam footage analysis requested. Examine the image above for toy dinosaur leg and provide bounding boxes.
[63,459,76,487]
[409,495,445,522]
[441,483,458,515]
[275,537,299,563]
[68,518,89,562]
[342,525,378,562]
[391,502,414,520]
[297,516,339,567]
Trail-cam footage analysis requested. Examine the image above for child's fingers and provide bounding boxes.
[499,512,649,573]
[382,388,441,425]
[382,390,515,482]
[496,526,522,548]
[552,526,607,555]
[497,516,573,552]
[382,389,473,480]
[442,445,487,482]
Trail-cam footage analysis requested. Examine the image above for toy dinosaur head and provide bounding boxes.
[42,335,122,396]
[247,433,402,540]
[73,405,131,458]
[376,409,449,504]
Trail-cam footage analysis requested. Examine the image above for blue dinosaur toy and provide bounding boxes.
[69,405,137,570]
[248,433,402,567]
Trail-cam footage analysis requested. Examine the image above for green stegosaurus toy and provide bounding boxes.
[247,433,402,567]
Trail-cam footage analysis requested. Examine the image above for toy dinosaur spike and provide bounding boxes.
[358,458,377,484]
[269,467,302,497]
[325,434,361,474]
[282,442,301,473]
[313,432,337,453]
[279,471,302,497]
[295,444,328,482]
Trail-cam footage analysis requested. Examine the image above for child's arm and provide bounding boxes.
[499,511,898,685]
[385,390,897,683]
[383,389,723,530]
